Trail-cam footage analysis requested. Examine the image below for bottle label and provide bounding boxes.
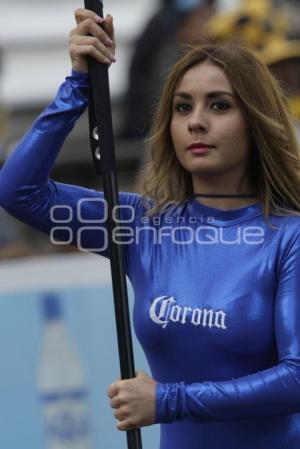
[40,390,92,449]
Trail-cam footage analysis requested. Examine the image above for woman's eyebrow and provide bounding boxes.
[173,92,192,99]
[206,91,235,99]
[173,91,235,99]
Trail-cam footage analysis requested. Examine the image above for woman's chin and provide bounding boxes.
[187,163,222,177]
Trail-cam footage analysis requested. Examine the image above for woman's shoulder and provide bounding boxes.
[117,191,149,221]
[118,191,142,204]
[269,211,300,234]
[268,212,300,257]
[118,193,182,213]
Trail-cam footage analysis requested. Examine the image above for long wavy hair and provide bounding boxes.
[140,43,300,222]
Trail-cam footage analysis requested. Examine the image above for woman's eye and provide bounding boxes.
[174,103,192,113]
[211,101,230,111]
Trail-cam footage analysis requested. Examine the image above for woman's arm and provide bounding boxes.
[156,230,300,422]
[0,72,111,253]
[0,10,117,254]
[0,70,89,209]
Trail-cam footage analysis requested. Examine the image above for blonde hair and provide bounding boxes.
[139,43,300,222]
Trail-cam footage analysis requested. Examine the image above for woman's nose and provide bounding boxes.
[188,108,209,133]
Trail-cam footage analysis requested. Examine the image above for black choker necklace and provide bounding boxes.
[192,193,257,198]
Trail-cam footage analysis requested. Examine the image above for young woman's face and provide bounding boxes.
[170,60,251,185]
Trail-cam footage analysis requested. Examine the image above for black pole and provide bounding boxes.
[83,1,143,448]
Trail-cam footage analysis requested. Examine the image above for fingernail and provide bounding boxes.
[105,37,114,45]
[95,14,103,22]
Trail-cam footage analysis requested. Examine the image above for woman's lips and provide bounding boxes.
[187,145,214,155]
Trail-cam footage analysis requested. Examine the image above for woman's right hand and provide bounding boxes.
[69,8,116,74]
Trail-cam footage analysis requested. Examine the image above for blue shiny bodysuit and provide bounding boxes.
[0,72,300,449]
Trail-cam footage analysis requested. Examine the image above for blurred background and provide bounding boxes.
[1,0,300,257]
[0,0,300,448]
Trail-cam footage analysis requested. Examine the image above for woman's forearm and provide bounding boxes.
[156,360,300,423]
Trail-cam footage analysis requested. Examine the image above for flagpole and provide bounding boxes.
[83,1,143,448]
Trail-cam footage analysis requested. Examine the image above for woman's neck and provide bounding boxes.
[192,176,258,210]
[192,195,259,211]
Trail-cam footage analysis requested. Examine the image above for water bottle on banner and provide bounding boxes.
[37,293,93,449]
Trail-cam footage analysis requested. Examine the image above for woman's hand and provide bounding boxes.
[107,371,157,431]
[69,8,116,73]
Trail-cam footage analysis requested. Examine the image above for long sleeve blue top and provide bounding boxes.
[0,72,300,449]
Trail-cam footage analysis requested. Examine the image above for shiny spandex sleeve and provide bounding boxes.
[0,72,111,254]
[156,232,300,422]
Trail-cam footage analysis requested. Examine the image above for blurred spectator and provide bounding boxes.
[260,39,300,139]
[119,0,217,139]
[203,0,288,50]
[203,0,300,132]
[274,0,300,39]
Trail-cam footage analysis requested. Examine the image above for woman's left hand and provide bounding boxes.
[107,371,157,431]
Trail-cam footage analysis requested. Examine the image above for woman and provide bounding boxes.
[1,8,300,449]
